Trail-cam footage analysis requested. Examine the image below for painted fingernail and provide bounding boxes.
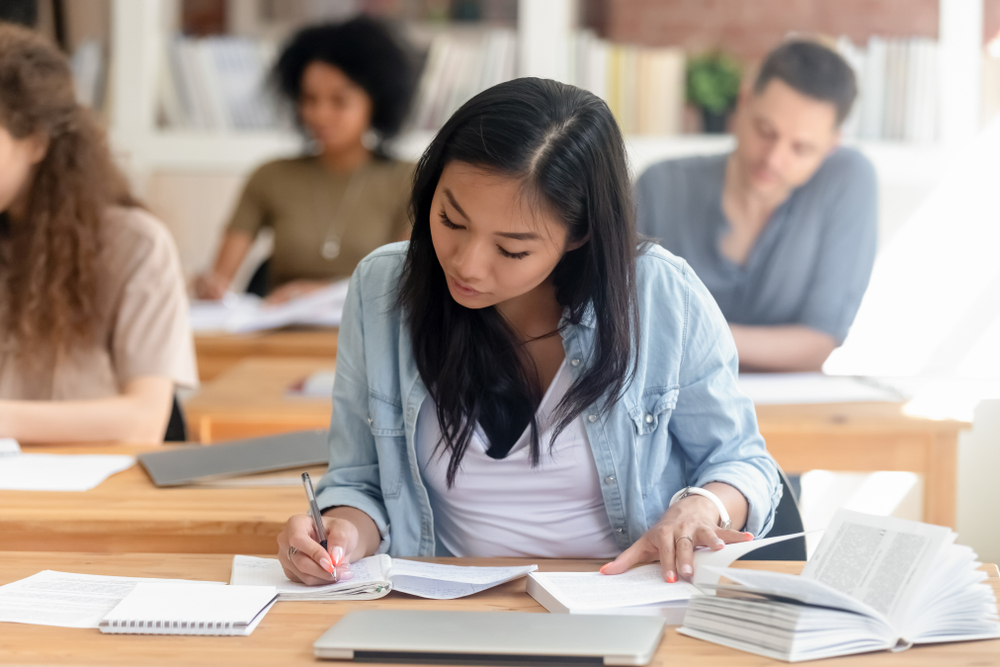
[666,571,676,583]
[320,558,334,573]
[332,546,344,566]
[744,532,754,539]
[680,564,693,576]
[599,564,610,575]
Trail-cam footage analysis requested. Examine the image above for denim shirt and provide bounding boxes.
[314,242,782,557]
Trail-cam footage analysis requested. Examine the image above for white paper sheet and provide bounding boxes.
[738,372,902,405]
[526,532,807,612]
[230,554,535,600]
[100,583,276,635]
[0,453,135,491]
[190,279,349,333]
[0,571,221,628]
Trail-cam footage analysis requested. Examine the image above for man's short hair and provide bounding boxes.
[754,40,858,126]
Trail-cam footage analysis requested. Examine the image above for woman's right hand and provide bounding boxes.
[193,271,229,300]
[276,514,359,586]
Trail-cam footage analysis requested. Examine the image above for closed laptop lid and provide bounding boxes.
[138,429,328,487]
[313,610,666,666]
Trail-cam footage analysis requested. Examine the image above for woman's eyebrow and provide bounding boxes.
[444,188,540,241]
[444,189,471,221]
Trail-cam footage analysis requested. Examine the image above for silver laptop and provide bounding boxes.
[314,610,666,666]
[138,429,328,487]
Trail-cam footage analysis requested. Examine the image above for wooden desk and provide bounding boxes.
[194,328,338,382]
[183,358,968,528]
[184,357,334,443]
[1,553,997,667]
[757,402,968,529]
[0,444,315,554]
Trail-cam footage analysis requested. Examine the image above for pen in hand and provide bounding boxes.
[302,472,337,582]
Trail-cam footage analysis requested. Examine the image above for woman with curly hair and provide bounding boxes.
[195,16,418,303]
[0,24,196,443]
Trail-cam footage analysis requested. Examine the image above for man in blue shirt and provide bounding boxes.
[636,40,877,372]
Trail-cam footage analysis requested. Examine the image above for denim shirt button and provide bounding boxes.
[588,414,597,423]
[367,416,373,426]
[604,475,616,485]
[615,527,624,534]
[571,358,581,367]
[645,413,654,424]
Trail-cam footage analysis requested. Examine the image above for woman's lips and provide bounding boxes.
[449,275,483,297]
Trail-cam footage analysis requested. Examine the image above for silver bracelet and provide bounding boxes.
[668,486,732,530]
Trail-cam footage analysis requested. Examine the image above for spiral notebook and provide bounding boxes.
[99,583,278,636]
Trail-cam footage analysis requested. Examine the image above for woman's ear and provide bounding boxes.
[566,233,590,252]
[28,132,49,165]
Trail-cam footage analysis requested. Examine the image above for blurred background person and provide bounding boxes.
[636,40,877,372]
[0,23,196,443]
[194,16,417,303]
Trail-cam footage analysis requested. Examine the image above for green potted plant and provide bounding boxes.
[686,51,743,133]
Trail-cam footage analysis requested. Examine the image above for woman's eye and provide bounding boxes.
[439,213,461,230]
[498,246,529,260]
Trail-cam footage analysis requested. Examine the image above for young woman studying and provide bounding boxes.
[0,25,196,443]
[195,17,417,303]
[277,78,781,583]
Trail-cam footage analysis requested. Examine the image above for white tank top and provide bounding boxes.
[415,361,621,558]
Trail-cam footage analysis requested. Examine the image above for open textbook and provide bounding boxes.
[679,509,1000,662]
[231,554,536,601]
[527,532,806,624]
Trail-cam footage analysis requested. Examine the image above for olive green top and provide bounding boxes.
[227,156,414,289]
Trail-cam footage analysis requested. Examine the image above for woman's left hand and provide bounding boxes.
[599,494,752,583]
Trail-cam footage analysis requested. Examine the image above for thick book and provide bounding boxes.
[231,554,536,601]
[679,510,1000,662]
[99,583,277,636]
[526,532,805,624]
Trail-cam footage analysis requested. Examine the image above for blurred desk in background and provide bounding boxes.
[184,359,968,528]
[184,357,333,443]
[757,402,967,529]
[194,328,338,382]
[0,443,310,554]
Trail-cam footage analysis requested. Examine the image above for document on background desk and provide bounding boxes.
[738,372,902,405]
[0,571,221,628]
[190,279,349,333]
[231,554,536,600]
[0,453,134,491]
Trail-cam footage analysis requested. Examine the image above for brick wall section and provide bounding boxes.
[591,0,1000,62]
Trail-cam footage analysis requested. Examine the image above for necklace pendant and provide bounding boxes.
[322,239,340,260]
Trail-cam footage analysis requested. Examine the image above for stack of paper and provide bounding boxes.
[190,279,349,333]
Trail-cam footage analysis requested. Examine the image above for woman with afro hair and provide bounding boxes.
[196,16,418,302]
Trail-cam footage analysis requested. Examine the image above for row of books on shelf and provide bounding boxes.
[570,30,685,136]
[127,29,989,142]
[837,35,939,144]
[159,36,284,131]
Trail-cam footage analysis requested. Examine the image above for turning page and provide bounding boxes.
[801,509,952,627]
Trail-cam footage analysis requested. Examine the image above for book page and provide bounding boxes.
[801,509,951,627]
[387,560,537,600]
[531,565,698,610]
[0,571,219,628]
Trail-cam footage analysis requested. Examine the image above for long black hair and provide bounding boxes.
[398,77,639,486]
